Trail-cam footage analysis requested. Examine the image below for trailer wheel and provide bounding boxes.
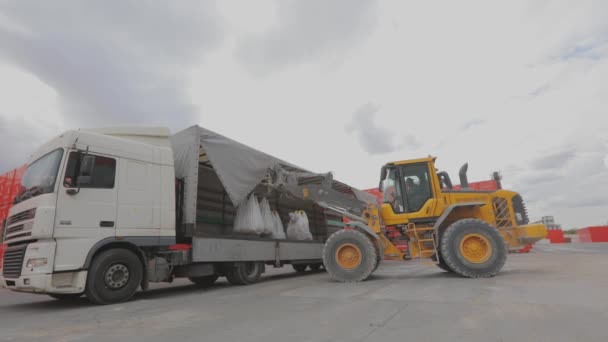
[431,253,452,272]
[292,264,308,273]
[226,262,263,285]
[85,249,143,305]
[440,219,507,278]
[323,229,377,282]
[189,274,219,287]
[48,293,83,301]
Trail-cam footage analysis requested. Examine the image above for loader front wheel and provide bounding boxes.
[323,229,377,282]
[432,253,452,272]
[440,219,507,278]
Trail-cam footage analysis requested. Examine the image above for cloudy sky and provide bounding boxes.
[0,0,607,228]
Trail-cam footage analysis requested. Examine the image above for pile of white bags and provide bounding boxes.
[286,211,313,240]
[233,195,309,240]
[233,195,265,235]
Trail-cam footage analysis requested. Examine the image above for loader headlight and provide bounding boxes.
[26,258,48,268]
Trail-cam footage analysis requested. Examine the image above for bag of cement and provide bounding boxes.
[272,211,286,239]
[286,211,313,240]
[233,195,264,235]
[259,197,274,236]
[298,211,313,240]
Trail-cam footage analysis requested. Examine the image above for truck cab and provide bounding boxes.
[0,128,175,296]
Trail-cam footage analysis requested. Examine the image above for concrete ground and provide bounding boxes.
[1,243,607,342]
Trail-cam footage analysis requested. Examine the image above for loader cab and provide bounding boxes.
[379,157,445,226]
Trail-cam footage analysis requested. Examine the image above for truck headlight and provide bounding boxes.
[26,258,48,268]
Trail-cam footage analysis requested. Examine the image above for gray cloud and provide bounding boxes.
[0,1,225,129]
[530,149,577,169]
[235,0,378,75]
[346,103,420,154]
[346,103,395,154]
[460,118,487,130]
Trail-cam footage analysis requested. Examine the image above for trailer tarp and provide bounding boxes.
[171,125,376,225]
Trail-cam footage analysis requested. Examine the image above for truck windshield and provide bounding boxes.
[13,149,64,204]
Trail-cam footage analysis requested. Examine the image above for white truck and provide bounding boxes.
[0,125,373,304]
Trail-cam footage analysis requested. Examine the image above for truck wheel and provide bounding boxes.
[226,262,263,285]
[48,293,83,301]
[432,253,452,272]
[440,219,507,278]
[189,275,219,287]
[323,229,377,282]
[85,249,143,305]
[292,264,308,273]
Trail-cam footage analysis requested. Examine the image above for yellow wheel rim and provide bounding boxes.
[459,233,492,264]
[335,243,362,270]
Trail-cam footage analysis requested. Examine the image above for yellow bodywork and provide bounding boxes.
[373,157,547,260]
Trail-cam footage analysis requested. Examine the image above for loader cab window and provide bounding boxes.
[63,152,116,189]
[400,163,432,213]
[381,168,405,213]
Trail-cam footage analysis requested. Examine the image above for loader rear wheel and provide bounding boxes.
[440,219,507,278]
[226,262,263,285]
[323,229,377,282]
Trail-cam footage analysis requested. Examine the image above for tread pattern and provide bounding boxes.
[440,218,507,278]
[323,229,377,282]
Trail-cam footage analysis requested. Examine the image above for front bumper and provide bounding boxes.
[0,271,87,294]
[514,223,548,245]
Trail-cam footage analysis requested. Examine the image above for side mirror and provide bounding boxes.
[77,155,96,186]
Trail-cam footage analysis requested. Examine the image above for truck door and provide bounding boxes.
[55,151,118,240]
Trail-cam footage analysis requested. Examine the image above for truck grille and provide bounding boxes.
[2,243,28,279]
[7,208,36,226]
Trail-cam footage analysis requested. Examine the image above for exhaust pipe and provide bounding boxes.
[459,163,469,188]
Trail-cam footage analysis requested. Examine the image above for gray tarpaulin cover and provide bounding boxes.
[170,125,376,225]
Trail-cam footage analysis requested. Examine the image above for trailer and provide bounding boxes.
[0,125,374,304]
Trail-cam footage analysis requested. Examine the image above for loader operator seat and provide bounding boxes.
[405,177,427,212]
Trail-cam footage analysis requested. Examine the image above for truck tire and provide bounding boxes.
[323,229,377,282]
[292,264,308,273]
[48,293,83,301]
[189,275,219,287]
[85,249,143,305]
[440,219,507,278]
[432,253,452,272]
[226,262,263,285]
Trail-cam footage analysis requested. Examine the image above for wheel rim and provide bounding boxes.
[104,263,130,289]
[459,233,492,264]
[335,243,362,270]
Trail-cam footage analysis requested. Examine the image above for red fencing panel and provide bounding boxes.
[546,229,567,243]
[0,165,27,237]
[578,226,608,243]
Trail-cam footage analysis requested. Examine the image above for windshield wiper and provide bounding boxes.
[14,185,53,204]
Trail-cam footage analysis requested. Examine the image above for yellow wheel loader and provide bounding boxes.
[277,156,547,281]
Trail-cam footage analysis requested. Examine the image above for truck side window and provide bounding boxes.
[63,152,116,189]
[400,163,432,213]
[381,168,405,213]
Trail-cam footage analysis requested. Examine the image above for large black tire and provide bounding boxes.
[432,253,452,272]
[292,264,308,273]
[440,219,507,278]
[323,229,377,282]
[225,262,263,285]
[48,293,83,301]
[85,249,143,305]
[189,274,219,287]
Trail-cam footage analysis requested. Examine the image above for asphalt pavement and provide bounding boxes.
[1,243,607,342]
